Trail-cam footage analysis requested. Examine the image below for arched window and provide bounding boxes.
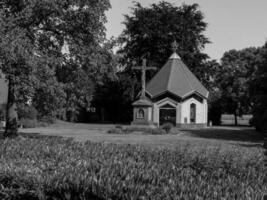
[190,103,196,123]
[137,108,145,119]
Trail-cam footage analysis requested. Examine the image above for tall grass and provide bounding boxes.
[0,136,266,199]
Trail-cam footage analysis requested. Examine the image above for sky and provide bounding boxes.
[105,0,267,61]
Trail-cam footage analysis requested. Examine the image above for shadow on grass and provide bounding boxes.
[0,130,64,140]
[183,127,264,143]
[235,143,264,148]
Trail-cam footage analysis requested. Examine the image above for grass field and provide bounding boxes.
[18,120,264,151]
[0,121,266,199]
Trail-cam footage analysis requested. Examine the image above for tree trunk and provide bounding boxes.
[4,75,18,137]
[234,111,238,126]
[264,130,267,168]
[66,110,75,122]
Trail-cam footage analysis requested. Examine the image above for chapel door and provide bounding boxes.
[159,104,176,125]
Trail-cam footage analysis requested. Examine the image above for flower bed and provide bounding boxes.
[0,136,266,199]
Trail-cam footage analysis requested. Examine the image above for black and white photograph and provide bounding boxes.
[0,0,266,199]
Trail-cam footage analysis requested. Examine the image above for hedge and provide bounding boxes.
[0,136,266,199]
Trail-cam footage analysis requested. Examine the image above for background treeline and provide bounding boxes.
[0,1,266,135]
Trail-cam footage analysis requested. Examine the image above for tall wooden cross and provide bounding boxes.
[133,59,156,99]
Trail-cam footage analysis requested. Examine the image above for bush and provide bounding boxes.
[115,125,123,129]
[151,127,166,135]
[108,126,172,135]
[107,128,125,134]
[0,137,265,200]
[39,116,56,124]
[19,118,38,128]
[161,123,173,133]
[19,117,55,129]
[17,105,38,120]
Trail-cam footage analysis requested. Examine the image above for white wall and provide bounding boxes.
[180,98,207,124]
[152,97,208,125]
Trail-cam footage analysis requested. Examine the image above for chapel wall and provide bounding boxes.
[181,98,206,124]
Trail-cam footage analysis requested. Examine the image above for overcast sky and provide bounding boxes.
[105,0,267,61]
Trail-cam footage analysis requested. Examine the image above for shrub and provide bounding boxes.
[151,127,166,135]
[17,105,38,120]
[115,125,123,129]
[19,117,55,129]
[39,116,56,124]
[161,122,173,133]
[0,137,265,200]
[19,118,38,128]
[107,128,125,134]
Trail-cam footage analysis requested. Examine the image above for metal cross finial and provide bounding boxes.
[171,40,178,53]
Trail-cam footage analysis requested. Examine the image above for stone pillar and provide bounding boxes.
[131,98,154,126]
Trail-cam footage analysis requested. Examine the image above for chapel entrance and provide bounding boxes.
[159,104,176,125]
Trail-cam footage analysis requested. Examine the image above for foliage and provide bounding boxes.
[218,47,260,125]
[0,137,265,199]
[107,128,125,134]
[218,42,267,131]
[107,126,167,135]
[0,9,36,136]
[161,123,174,133]
[249,42,267,133]
[17,105,38,120]
[208,89,222,125]
[98,1,212,123]
[33,65,66,118]
[19,118,54,128]
[0,0,113,131]
[151,127,166,135]
[108,126,168,135]
[119,2,209,75]
[19,118,38,128]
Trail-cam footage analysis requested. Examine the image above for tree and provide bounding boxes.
[0,0,111,136]
[218,48,259,125]
[0,23,36,137]
[119,2,209,76]
[249,42,267,133]
[33,64,66,118]
[107,1,211,123]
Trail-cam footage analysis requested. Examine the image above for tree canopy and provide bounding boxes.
[119,2,210,76]
[0,0,113,136]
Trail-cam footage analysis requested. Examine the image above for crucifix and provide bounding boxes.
[172,40,179,53]
[133,58,156,99]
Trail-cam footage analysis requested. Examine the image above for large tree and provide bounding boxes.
[119,2,210,76]
[218,48,260,125]
[249,42,267,133]
[0,0,111,136]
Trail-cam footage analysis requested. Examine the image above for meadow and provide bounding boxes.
[0,122,266,199]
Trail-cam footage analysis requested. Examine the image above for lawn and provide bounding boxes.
[19,120,264,151]
[0,122,266,199]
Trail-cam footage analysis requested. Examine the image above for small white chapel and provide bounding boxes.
[132,42,209,128]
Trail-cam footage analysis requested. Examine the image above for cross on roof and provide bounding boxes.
[171,40,178,53]
[133,59,156,99]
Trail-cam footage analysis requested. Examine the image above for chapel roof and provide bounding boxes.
[146,52,209,99]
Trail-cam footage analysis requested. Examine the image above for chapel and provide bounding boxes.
[132,44,209,128]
